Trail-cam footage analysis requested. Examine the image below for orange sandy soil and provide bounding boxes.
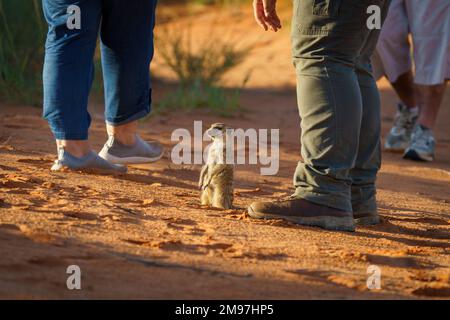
[0,4,449,299]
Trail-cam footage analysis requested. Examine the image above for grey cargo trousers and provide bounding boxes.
[292,0,391,213]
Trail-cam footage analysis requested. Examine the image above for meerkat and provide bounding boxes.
[199,123,234,209]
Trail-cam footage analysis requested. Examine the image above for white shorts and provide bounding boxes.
[372,0,450,85]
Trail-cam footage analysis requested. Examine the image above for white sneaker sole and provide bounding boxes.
[99,150,164,165]
[384,141,408,153]
[403,149,434,162]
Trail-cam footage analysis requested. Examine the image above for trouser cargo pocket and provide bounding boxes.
[312,0,342,17]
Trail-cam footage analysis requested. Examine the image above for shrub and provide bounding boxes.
[0,0,46,105]
[155,26,250,116]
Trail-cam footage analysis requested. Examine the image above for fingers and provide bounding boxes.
[266,12,282,32]
[253,0,268,31]
[263,0,281,31]
[253,0,282,32]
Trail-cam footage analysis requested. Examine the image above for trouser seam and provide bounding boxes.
[323,61,340,147]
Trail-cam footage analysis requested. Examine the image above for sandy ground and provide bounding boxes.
[0,4,449,299]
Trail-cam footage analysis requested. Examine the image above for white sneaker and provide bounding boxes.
[51,148,127,175]
[384,103,418,152]
[403,125,435,162]
[99,135,164,165]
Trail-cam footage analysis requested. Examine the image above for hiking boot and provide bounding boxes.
[248,197,355,232]
[353,211,380,226]
[384,103,418,152]
[403,125,435,162]
[51,148,127,175]
[99,135,164,165]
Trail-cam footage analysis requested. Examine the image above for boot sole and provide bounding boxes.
[248,206,355,232]
[354,215,380,226]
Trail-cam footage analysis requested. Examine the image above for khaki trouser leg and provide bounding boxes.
[292,0,390,212]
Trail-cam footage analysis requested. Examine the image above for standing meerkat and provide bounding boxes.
[199,123,234,209]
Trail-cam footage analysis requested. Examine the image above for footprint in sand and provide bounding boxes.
[408,270,450,283]
[27,253,99,268]
[326,275,366,291]
[234,188,262,197]
[17,158,52,167]
[121,237,234,256]
[0,198,11,208]
[63,211,98,221]
[166,222,185,231]
[224,209,249,221]
[394,217,450,226]
[101,214,123,223]
[187,227,208,236]
[173,192,196,198]
[163,218,216,237]
[148,240,234,255]
[122,238,151,246]
[17,224,64,245]
[0,164,19,172]
[411,285,450,298]
[286,269,365,291]
[0,175,35,189]
[27,256,69,267]
[365,254,433,269]
[162,217,198,226]
[110,197,140,204]
[138,237,288,261]
[223,244,289,261]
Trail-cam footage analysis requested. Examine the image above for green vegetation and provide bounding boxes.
[155,27,250,117]
[161,0,248,5]
[0,0,106,106]
[0,0,251,116]
[0,0,46,105]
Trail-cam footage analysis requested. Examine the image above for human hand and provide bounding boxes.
[253,0,282,32]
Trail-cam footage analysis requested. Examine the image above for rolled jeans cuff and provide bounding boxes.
[105,107,150,126]
[51,131,89,140]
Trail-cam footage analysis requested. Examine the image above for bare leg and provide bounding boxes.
[55,120,138,158]
[416,84,447,129]
[391,70,417,108]
[403,83,446,162]
[106,121,138,146]
[100,119,164,164]
[384,70,420,151]
[56,140,91,158]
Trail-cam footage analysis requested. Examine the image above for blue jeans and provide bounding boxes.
[42,0,157,140]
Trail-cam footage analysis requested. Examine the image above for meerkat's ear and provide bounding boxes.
[207,123,227,139]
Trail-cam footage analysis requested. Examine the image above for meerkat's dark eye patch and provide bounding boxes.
[210,123,226,129]
[211,123,225,130]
